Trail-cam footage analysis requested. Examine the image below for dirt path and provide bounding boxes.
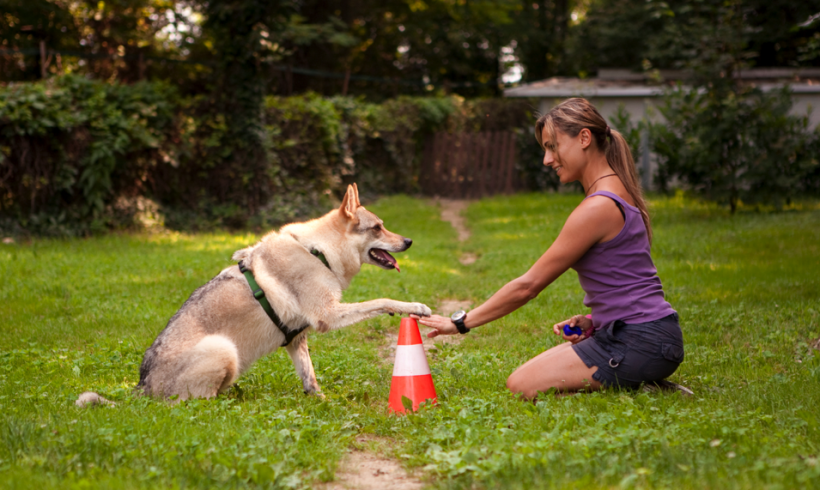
[438,199,470,241]
[321,436,423,490]
[327,200,478,489]
[436,199,476,265]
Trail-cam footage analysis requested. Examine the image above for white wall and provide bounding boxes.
[791,93,820,128]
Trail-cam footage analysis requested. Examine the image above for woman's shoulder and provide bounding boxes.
[584,187,637,208]
[575,193,629,215]
[566,193,624,234]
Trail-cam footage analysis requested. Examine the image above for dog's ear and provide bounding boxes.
[339,184,359,220]
[352,182,360,207]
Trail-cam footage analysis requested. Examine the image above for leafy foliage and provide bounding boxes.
[5,0,820,96]
[0,75,178,235]
[570,0,820,73]
[1,0,193,82]
[0,77,544,234]
[651,86,819,210]
[629,1,820,211]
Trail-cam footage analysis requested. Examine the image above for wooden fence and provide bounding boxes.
[419,131,522,198]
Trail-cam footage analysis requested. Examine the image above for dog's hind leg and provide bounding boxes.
[173,335,239,400]
[285,332,322,395]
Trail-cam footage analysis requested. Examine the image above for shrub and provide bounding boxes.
[0,75,178,234]
[652,85,819,211]
[0,79,544,235]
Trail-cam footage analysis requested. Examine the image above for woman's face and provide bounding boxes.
[541,127,587,184]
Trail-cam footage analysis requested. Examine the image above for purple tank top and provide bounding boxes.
[571,191,675,331]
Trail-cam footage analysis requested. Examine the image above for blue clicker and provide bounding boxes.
[563,324,583,336]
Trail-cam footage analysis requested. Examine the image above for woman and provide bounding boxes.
[414,98,684,399]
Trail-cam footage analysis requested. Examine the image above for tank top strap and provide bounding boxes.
[584,190,633,209]
[585,190,638,227]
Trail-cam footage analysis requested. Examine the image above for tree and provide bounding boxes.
[0,0,200,82]
[0,0,79,80]
[647,1,820,211]
[274,0,519,97]
[653,87,816,211]
[509,0,571,81]
[568,0,820,74]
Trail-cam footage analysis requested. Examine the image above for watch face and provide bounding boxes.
[451,310,466,322]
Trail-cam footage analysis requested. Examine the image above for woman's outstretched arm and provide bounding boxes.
[416,196,623,337]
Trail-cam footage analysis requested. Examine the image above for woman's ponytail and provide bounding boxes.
[606,129,652,244]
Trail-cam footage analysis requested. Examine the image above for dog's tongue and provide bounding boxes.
[374,249,400,272]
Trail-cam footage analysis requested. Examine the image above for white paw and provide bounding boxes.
[408,303,432,317]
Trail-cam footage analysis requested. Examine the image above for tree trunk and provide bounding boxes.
[39,40,50,79]
[552,0,569,74]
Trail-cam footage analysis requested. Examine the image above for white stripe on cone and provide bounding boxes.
[392,344,431,376]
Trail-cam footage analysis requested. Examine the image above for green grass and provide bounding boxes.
[1,193,819,489]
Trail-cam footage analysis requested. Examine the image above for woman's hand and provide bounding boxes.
[410,314,459,338]
[553,314,593,344]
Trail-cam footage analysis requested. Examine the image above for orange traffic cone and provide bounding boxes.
[388,317,437,414]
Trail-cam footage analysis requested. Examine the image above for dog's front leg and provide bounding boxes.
[285,332,322,396]
[315,299,432,332]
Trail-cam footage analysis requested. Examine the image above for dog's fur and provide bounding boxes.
[78,184,431,405]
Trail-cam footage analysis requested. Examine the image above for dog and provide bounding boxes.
[77,184,431,406]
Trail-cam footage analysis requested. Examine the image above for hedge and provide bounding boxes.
[0,76,544,235]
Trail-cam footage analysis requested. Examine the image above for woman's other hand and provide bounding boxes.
[553,314,593,344]
[411,314,459,338]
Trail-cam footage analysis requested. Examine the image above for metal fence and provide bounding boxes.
[419,131,522,198]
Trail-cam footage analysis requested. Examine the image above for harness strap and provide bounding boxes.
[238,260,308,346]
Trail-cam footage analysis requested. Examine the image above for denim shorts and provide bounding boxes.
[571,313,684,388]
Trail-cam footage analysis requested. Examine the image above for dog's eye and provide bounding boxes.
[372,224,381,231]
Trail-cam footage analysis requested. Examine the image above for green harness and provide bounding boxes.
[238,250,330,346]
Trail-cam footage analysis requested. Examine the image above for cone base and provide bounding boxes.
[388,375,437,413]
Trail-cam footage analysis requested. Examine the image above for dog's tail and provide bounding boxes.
[75,392,115,408]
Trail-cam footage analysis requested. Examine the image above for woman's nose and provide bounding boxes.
[543,150,554,166]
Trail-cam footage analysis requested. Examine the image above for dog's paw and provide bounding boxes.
[304,388,325,399]
[406,302,432,317]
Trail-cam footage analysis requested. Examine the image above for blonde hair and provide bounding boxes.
[535,97,652,243]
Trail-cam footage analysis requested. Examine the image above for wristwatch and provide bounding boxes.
[451,310,469,334]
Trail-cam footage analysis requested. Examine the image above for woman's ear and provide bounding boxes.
[578,128,593,149]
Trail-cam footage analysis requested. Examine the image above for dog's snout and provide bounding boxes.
[403,238,413,249]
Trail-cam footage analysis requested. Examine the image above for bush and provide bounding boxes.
[651,85,820,211]
[129,92,541,231]
[0,76,178,235]
[0,78,544,235]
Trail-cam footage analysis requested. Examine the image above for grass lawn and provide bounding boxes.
[1,193,819,489]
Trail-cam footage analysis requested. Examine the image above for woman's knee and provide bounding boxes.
[504,374,515,389]
[506,372,536,399]
[506,372,523,394]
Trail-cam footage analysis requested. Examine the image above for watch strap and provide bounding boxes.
[453,315,469,334]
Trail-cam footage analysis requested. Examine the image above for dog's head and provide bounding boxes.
[338,183,411,272]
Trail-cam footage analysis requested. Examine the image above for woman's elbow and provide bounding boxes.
[515,280,541,302]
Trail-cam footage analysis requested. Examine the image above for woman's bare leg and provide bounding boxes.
[506,342,602,400]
